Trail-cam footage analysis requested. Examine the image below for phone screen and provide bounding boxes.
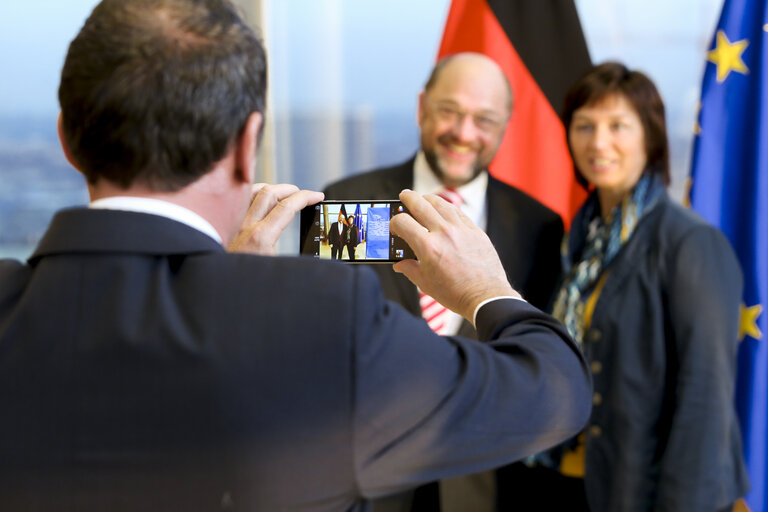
[299,200,416,263]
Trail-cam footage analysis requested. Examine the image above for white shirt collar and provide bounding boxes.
[89,196,223,244]
[412,151,488,229]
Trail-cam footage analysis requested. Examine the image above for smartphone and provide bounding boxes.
[299,200,416,263]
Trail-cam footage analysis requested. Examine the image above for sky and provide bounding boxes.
[0,0,723,117]
[0,1,99,116]
[0,0,450,116]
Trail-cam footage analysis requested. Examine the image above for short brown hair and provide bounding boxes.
[58,0,266,191]
[562,61,670,188]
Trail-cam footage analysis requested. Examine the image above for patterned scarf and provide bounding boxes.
[552,172,666,349]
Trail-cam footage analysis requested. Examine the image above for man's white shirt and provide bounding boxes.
[90,196,222,244]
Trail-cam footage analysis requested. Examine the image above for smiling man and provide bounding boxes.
[419,54,512,189]
[324,52,566,512]
[325,53,563,335]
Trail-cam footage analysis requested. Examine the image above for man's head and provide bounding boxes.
[347,215,355,225]
[418,53,513,188]
[58,0,266,192]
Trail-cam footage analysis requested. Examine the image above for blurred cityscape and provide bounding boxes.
[0,107,694,262]
[0,112,419,261]
[0,114,88,260]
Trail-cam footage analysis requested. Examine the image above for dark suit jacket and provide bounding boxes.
[0,208,590,512]
[324,157,564,338]
[574,195,749,511]
[346,225,359,247]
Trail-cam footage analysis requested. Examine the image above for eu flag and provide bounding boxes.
[353,203,363,242]
[690,0,768,510]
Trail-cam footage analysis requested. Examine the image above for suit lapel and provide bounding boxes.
[485,177,528,291]
[372,159,415,200]
[485,177,519,268]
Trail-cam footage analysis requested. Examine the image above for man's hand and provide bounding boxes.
[390,189,520,322]
[228,183,324,255]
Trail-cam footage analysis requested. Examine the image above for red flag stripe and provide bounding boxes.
[437,0,588,228]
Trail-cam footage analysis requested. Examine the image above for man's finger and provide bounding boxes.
[389,212,428,256]
[423,193,463,223]
[427,194,475,228]
[392,259,421,282]
[259,189,324,235]
[399,189,446,232]
[247,184,301,222]
[250,183,268,198]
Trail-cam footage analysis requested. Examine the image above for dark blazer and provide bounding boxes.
[576,195,749,511]
[0,208,591,512]
[327,220,346,248]
[346,225,359,247]
[324,157,565,338]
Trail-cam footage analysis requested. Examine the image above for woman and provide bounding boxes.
[501,62,749,511]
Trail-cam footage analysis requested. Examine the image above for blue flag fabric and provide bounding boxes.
[690,1,768,510]
[365,207,390,259]
[353,204,363,242]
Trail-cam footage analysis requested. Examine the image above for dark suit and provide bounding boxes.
[324,157,566,510]
[0,207,590,512]
[327,220,347,259]
[345,224,360,261]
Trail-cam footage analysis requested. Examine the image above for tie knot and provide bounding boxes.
[437,187,463,206]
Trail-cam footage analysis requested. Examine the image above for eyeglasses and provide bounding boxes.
[425,98,506,134]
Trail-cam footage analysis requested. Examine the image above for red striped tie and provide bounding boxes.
[419,188,463,335]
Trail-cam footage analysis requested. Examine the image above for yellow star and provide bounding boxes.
[733,497,752,512]
[739,303,763,342]
[707,30,749,83]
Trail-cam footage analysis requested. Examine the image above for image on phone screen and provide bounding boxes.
[299,200,416,263]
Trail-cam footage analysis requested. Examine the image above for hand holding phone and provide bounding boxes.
[390,190,518,321]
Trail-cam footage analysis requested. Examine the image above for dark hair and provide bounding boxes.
[562,61,670,188]
[58,0,266,191]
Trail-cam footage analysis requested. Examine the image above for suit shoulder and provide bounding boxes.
[324,168,390,194]
[323,160,413,199]
[209,252,380,296]
[653,197,725,242]
[0,259,32,305]
[641,197,738,272]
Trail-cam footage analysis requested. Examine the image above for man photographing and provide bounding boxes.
[0,1,591,511]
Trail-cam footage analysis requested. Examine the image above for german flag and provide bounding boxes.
[437,0,591,227]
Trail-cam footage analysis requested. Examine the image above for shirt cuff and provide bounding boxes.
[472,296,527,327]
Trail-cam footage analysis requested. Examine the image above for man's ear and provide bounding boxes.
[235,111,263,184]
[57,112,81,172]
